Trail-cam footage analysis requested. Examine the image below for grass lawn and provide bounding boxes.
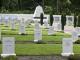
[1,24,80,56]
[1,24,71,42]
[0,44,80,55]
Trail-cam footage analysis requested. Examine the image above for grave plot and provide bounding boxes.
[43,15,49,28]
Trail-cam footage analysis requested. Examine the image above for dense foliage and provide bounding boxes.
[0,0,80,14]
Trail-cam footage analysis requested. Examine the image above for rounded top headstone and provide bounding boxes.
[33,5,44,17]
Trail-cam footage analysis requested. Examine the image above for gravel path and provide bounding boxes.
[17,55,68,60]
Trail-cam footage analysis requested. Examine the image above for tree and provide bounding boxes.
[77,15,80,27]
[49,14,54,26]
[40,13,44,25]
[61,14,66,31]
[74,15,77,27]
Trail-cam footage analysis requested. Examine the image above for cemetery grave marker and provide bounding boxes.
[4,15,10,27]
[48,26,54,35]
[33,5,47,22]
[66,16,74,26]
[53,15,62,31]
[19,18,26,35]
[43,15,49,28]
[72,31,78,42]
[10,16,17,30]
[61,38,74,56]
[1,37,16,57]
[33,5,44,19]
[64,16,74,34]
[34,20,42,42]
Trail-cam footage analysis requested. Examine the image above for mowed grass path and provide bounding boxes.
[0,44,80,55]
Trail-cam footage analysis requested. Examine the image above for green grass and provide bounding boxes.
[1,24,80,55]
[0,44,80,55]
[1,24,71,42]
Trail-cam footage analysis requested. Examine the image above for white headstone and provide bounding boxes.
[4,16,10,26]
[61,38,74,56]
[53,15,62,31]
[72,31,78,42]
[19,18,26,34]
[1,37,16,57]
[10,16,17,29]
[48,26,54,35]
[66,16,74,26]
[33,5,44,18]
[75,27,80,33]
[34,20,42,42]
[64,26,74,34]
[43,20,49,28]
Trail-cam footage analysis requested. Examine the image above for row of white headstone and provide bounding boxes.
[0,36,74,57]
[0,14,74,28]
[0,14,78,42]
[0,26,80,57]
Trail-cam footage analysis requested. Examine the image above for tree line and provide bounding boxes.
[0,0,80,15]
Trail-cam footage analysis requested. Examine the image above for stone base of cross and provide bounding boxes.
[61,53,74,56]
[1,54,16,57]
